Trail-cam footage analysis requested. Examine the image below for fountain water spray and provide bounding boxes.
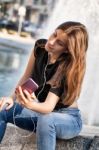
[42,0,99,126]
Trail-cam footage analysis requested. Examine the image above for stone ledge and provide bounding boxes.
[0,124,99,150]
[89,136,99,150]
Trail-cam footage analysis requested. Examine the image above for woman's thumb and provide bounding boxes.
[6,103,13,110]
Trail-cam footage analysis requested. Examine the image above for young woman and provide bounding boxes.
[0,21,88,150]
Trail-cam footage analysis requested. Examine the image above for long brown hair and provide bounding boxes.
[48,21,88,106]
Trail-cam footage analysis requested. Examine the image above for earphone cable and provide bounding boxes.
[12,54,49,138]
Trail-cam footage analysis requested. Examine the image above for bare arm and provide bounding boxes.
[10,49,36,100]
[16,86,60,113]
[30,92,59,113]
[0,47,37,111]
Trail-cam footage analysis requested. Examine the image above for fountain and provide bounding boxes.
[1,1,99,148]
[41,0,99,126]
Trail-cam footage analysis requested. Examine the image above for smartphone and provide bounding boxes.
[21,78,39,94]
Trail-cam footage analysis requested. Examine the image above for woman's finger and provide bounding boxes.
[6,102,13,110]
[18,86,28,104]
[0,99,3,106]
[23,90,32,101]
[16,93,23,105]
[17,86,25,100]
[31,93,37,100]
[0,98,7,111]
[0,97,3,107]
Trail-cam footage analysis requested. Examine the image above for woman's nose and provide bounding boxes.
[49,39,56,46]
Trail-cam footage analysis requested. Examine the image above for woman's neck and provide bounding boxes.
[48,53,60,64]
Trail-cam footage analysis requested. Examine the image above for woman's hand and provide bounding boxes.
[15,86,36,109]
[0,96,14,111]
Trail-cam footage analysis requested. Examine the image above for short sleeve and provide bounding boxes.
[49,77,65,97]
[49,86,64,97]
[34,39,47,58]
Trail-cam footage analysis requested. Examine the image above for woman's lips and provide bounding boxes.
[47,43,53,49]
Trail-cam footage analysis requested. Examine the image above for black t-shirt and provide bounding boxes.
[31,39,69,110]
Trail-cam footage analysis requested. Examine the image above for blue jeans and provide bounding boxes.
[0,102,82,150]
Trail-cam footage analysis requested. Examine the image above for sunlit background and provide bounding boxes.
[0,0,56,94]
[0,0,99,127]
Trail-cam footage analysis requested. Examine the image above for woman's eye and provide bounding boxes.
[58,42,64,47]
[53,32,57,37]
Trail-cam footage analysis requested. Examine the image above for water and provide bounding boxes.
[42,0,99,126]
[0,39,34,97]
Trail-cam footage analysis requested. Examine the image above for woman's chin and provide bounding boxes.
[45,45,50,52]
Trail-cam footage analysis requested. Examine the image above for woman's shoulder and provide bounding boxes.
[35,38,47,48]
[34,38,47,57]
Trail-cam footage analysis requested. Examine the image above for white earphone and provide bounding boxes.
[12,54,49,138]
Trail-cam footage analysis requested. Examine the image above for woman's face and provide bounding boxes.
[45,29,68,55]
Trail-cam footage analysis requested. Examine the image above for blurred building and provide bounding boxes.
[0,0,14,19]
[0,0,56,25]
[0,0,57,38]
[16,0,57,25]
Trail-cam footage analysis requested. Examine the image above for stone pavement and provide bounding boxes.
[0,124,99,150]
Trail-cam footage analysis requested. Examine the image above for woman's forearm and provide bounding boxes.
[10,49,35,101]
[29,101,53,114]
[15,85,57,114]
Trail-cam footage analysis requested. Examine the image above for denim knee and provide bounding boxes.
[37,113,55,133]
[36,113,56,150]
[0,110,7,123]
